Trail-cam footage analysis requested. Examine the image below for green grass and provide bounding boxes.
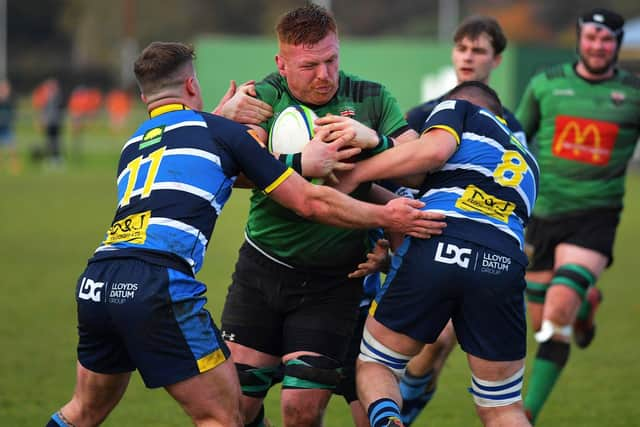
[1,120,639,426]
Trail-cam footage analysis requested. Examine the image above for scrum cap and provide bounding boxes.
[577,8,624,46]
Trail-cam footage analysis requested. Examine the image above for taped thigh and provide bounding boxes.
[550,264,596,300]
[358,328,411,378]
[526,280,549,304]
[282,355,343,390]
[236,363,279,398]
[468,366,524,407]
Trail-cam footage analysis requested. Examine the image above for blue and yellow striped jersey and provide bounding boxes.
[90,104,291,275]
[419,99,539,265]
[406,96,527,146]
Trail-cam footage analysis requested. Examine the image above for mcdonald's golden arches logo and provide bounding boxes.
[551,116,618,166]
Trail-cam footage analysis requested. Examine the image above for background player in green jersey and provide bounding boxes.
[215,4,445,427]
[515,8,640,424]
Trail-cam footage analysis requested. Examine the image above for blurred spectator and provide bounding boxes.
[68,85,103,158]
[105,88,132,131]
[31,78,65,166]
[0,79,20,174]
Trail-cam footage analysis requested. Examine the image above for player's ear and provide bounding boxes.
[492,53,503,70]
[185,76,198,96]
[140,93,147,103]
[276,54,286,76]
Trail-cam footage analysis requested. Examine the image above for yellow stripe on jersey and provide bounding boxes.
[149,103,189,118]
[264,167,294,194]
[197,348,227,373]
[422,125,460,146]
[368,300,378,316]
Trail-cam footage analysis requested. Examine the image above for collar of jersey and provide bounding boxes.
[149,103,190,118]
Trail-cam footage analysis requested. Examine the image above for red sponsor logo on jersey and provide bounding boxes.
[551,116,618,165]
[340,108,355,117]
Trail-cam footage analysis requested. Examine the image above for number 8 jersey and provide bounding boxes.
[90,104,290,275]
[419,99,540,266]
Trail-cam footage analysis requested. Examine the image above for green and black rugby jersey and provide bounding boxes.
[516,63,640,218]
[246,70,409,273]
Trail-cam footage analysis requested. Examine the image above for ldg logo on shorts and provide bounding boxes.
[434,242,472,269]
[221,330,236,341]
[78,277,105,302]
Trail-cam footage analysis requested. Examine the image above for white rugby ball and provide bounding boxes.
[268,105,318,154]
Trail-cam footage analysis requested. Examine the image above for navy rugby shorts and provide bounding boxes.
[373,235,527,361]
[76,257,230,388]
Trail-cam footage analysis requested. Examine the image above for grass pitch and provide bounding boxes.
[1,121,639,426]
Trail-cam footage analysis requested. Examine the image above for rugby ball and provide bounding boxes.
[268,105,318,154]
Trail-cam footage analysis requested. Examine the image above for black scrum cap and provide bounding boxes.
[578,8,625,45]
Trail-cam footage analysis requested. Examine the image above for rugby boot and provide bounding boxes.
[573,286,603,348]
[384,417,405,427]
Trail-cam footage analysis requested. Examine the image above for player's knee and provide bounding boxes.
[358,328,411,378]
[281,355,342,390]
[468,366,524,408]
[236,363,279,398]
[282,399,324,426]
[281,356,337,425]
[550,264,596,300]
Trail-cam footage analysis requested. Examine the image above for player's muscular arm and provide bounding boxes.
[268,172,436,239]
[393,128,420,143]
[335,128,457,194]
[393,128,424,187]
